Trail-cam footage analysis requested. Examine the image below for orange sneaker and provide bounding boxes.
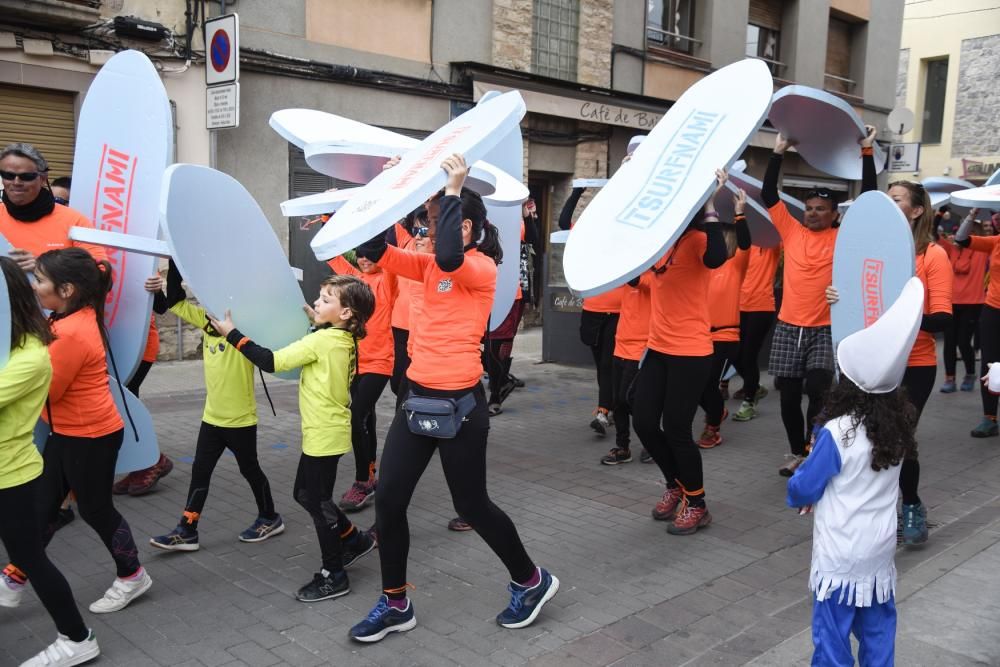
[668,499,712,535]
[697,425,722,449]
[651,487,683,521]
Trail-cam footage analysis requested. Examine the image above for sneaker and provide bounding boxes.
[342,529,376,569]
[487,402,503,417]
[697,425,722,449]
[901,502,929,545]
[496,568,560,629]
[127,454,174,496]
[778,454,806,477]
[111,473,135,495]
[447,517,472,532]
[497,378,517,404]
[296,570,349,602]
[341,480,376,512]
[960,374,977,392]
[590,410,610,436]
[940,378,957,393]
[19,630,99,667]
[239,515,285,543]
[350,594,417,642]
[732,400,757,422]
[149,526,200,552]
[0,571,25,608]
[639,448,653,464]
[667,498,712,535]
[733,386,767,402]
[510,374,525,389]
[600,447,632,465]
[971,418,999,438]
[88,569,152,614]
[652,487,683,521]
[755,386,768,401]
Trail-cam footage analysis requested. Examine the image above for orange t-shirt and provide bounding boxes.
[328,256,398,376]
[968,235,1000,309]
[406,285,426,359]
[0,203,107,262]
[908,243,953,367]
[390,225,417,330]
[769,203,836,327]
[142,315,159,363]
[739,245,781,312]
[939,236,987,305]
[614,272,652,361]
[647,230,713,357]
[45,307,123,438]
[377,245,495,390]
[582,285,624,313]
[709,249,751,343]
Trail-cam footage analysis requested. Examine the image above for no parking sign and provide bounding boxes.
[205,13,239,86]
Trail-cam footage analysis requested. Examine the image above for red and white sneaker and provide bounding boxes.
[651,486,683,521]
[667,498,712,535]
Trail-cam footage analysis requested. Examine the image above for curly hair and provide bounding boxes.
[320,274,375,339]
[822,378,918,471]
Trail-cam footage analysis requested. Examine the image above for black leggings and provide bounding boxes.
[375,381,535,590]
[777,370,833,456]
[0,479,88,641]
[126,359,154,396]
[293,453,356,573]
[351,373,390,482]
[700,340,740,427]
[980,305,1000,418]
[22,429,141,578]
[483,337,515,404]
[737,311,776,400]
[580,311,619,411]
[612,357,640,449]
[944,304,981,377]
[183,423,275,527]
[900,365,936,506]
[390,327,411,400]
[632,351,712,497]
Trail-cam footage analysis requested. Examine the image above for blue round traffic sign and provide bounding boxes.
[210,29,231,73]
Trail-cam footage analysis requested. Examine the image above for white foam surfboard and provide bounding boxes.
[69,227,172,258]
[572,178,608,189]
[769,86,885,180]
[949,184,1000,210]
[550,230,570,244]
[831,191,915,346]
[563,59,774,296]
[0,230,11,256]
[628,136,646,155]
[161,164,311,379]
[987,168,1000,187]
[923,177,975,194]
[715,182,780,248]
[728,166,806,222]
[0,262,9,370]
[70,50,173,383]
[279,187,363,218]
[309,91,527,260]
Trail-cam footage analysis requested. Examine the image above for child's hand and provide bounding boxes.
[208,309,236,337]
[144,274,164,293]
[825,285,840,305]
[302,303,317,324]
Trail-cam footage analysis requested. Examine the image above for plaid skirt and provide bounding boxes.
[768,320,835,378]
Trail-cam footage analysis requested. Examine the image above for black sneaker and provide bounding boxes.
[600,448,632,465]
[342,529,376,569]
[639,448,653,464]
[296,570,349,602]
[509,374,525,389]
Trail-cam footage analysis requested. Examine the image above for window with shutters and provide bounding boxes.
[824,16,855,94]
[532,0,579,82]
[646,0,696,55]
[746,0,784,75]
[0,84,76,179]
[921,58,948,144]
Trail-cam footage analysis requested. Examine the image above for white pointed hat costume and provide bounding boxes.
[837,277,925,394]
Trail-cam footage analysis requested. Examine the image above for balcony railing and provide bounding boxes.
[645,25,701,55]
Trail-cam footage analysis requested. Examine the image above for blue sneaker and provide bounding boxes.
[960,374,977,392]
[349,594,417,642]
[496,568,560,629]
[939,379,957,393]
[239,515,285,543]
[901,503,928,545]
[149,526,199,552]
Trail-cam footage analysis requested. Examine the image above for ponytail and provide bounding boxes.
[477,221,503,265]
[320,274,375,339]
[458,187,503,265]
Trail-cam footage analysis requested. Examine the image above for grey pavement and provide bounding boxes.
[2,328,999,666]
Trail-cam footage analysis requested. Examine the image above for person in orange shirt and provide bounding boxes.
[387,208,427,405]
[938,221,988,393]
[762,128,877,477]
[327,245,398,512]
[349,155,558,642]
[0,248,152,615]
[632,171,729,536]
[697,192,751,449]
[732,243,781,422]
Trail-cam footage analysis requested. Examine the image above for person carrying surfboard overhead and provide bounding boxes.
[762,126,877,478]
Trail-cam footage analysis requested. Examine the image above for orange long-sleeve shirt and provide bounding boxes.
[614,272,652,361]
[327,256,398,376]
[709,250,751,343]
[908,244,953,367]
[739,245,781,312]
[968,235,1000,309]
[647,230,713,357]
[769,203,837,327]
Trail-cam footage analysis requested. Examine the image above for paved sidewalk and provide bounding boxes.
[2,329,999,666]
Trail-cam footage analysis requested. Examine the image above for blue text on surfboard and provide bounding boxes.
[616,110,724,229]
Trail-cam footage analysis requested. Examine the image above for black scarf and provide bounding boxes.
[2,187,55,222]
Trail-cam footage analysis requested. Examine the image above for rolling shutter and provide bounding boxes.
[749,0,783,30]
[0,84,76,178]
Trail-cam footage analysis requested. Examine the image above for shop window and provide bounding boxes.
[922,58,948,144]
[532,0,579,81]
[646,0,696,55]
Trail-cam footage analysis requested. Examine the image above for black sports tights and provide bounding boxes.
[737,311,775,400]
[350,373,390,482]
[777,370,833,456]
[980,305,1000,418]
[580,311,619,411]
[900,365,936,506]
[375,382,535,590]
[944,304,981,377]
[293,453,357,573]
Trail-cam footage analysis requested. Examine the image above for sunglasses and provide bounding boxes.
[804,189,833,200]
[0,170,41,182]
[414,226,432,238]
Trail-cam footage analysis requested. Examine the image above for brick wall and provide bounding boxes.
[952,35,1000,158]
[578,0,613,87]
[493,0,533,71]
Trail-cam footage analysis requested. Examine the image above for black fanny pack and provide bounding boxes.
[402,392,476,438]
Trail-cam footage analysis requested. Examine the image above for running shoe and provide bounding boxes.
[149,526,200,552]
[639,448,653,464]
[447,517,473,532]
[296,570,349,602]
[340,480,376,512]
[651,486,683,521]
[111,473,136,495]
[600,447,632,465]
[127,454,174,496]
[732,400,757,422]
[19,630,99,667]
[0,570,24,608]
[496,568,560,629]
[697,425,722,449]
[940,378,957,393]
[510,374,525,389]
[971,418,999,438]
[667,499,712,535]
[497,377,517,404]
[590,409,610,436]
[960,374,977,392]
[901,502,928,545]
[342,529,376,569]
[239,515,285,543]
[89,569,152,614]
[350,595,416,642]
[778,454,806,477]
[488,402,503,417]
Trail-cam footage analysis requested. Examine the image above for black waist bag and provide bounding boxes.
[402,392,477,439]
